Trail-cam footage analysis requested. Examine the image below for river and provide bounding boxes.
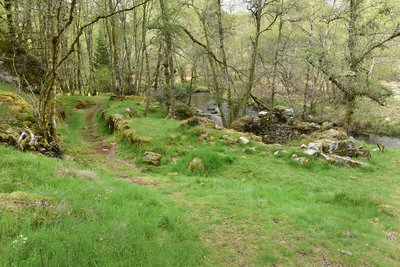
[190,92,400,148]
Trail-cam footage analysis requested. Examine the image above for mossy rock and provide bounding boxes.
[123,108,141,119]
[188,157,205,173]
[74,100,94,109]
[119,129,151,147]
[310,129,348,141]
[0,92,36,128]
[0,92,31,113]
[175,102,195,120]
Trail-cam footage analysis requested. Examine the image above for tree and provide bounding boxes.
[309,0,399,132]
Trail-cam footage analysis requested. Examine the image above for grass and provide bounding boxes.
[98,98,400,266]
[0,81,16,92]
[1,95,400,266]
[0,144,206,266]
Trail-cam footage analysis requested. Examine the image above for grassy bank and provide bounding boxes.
[98,98,400,266]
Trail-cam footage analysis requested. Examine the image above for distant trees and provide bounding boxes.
[1,0,400,140]
[306,0,400,131]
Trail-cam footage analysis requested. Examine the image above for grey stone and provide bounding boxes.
[239,136,250,144]
[142,152,162,166]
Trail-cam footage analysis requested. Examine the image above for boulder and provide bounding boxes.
[294,121,317,134]
[188,157,205,173]
[142,152,162,166]
[307,142,323,151]
[322,154,368,168]
[323,140,357,157]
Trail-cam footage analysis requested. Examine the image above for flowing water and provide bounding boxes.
[190,92,257,124]
[350,132,400,148]
[190,92,400,148]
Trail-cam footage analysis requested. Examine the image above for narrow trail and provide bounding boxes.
[79,104,158,186]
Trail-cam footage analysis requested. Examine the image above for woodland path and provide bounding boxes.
[71,104,254,266]
[78,104,158,186]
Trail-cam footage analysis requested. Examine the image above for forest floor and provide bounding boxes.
[1,92,400,266]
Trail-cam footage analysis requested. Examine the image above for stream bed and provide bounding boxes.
[190,92,400,148]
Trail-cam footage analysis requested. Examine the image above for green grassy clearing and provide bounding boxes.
[0,143,206,266]
[97,98,400,266]
[1,95,399,266]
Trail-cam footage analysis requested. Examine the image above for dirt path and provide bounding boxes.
[80,105,158,186]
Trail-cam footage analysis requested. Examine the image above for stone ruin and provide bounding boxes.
[231,106,321,144]
[232,106,373,167]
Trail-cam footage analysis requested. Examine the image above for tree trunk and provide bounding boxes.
[343,94,355,133]
[271,0,285,108]
[159,0,176,117]
[4,0,15,38]
[216,0,232,126]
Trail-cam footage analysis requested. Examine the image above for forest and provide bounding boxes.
[0,0,400,266]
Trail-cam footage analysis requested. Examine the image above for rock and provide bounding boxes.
[188,157,205,173]
[339,249,353,257]
[291,154,309,164]
[303,149,320,157]
[123,108,141,119]
[64,155,75,161]
[74,100,93,109]
[357,147,372,159]
[252,135,263,142]
[175,102,195,120]
[181,117,214,127]
[142,152,162,166]
[221,135,230,140]
[323,140,357,157]
[274,150,289,156]
[258,111,269,117]
[311,129,348,141]
[322,154,368,168]
[320,122,333,131]
[300,144,308,150]
[308,142,323,151]
[294,121,316,133]
[345,231,353,238]
[198,133,208,141]
[239,136,250,144]
[214,124,224,130]
[231,116,261,133]
[283,108,294,116]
